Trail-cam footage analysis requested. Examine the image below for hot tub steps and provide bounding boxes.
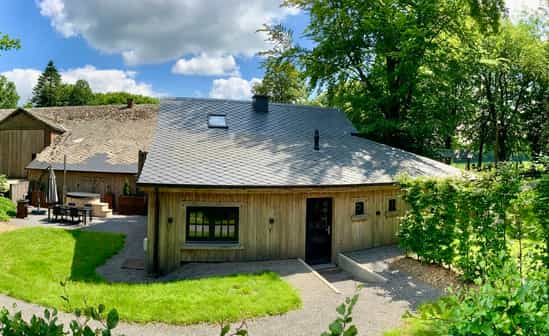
[90,201,112,218]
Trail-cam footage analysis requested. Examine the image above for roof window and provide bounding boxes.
[208,114,227,128]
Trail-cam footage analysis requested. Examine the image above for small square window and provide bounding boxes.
[355,201,365,216]
[388,199,397,212]
[208,115,227,128]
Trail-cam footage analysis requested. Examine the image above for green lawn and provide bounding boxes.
[0,228,301,324]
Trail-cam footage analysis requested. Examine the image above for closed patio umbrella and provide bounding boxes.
[47,167,59,205]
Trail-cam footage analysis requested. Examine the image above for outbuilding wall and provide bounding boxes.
[145,185,404,274]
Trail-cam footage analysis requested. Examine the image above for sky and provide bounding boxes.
[0,0,545,106]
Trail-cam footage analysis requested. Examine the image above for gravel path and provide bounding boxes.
[1,215,442,335]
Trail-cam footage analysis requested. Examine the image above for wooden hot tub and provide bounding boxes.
[66,192,101,208]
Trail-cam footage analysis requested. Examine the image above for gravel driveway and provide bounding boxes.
[1,215,442,336]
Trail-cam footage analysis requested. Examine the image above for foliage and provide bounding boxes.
[321,291,359,336]
[0,197,16,222]
[389,261,549,336]
[398,164,538,281]
[1,290,120,336]
[59,80,94,106]
[0,175,8,194]
[0,32,20,54]
[89,92,159,105]
[28,61,159,107]
[252,24,308,104]
[122,179,131,196]
[0,228,301,324]
[532,168,549,267]
[0,75,19,108]
[32,60,62,107]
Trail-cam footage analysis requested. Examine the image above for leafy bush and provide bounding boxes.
[403,261,549,336]
[0,174,8,194]
[398,164,536,281]
[0,304,119,336]
[0,197,16,222]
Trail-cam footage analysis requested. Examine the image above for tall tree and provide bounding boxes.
[0,75,19,108]
[282,0,505,154]
[252,24,307,104]
[31,60,62,107]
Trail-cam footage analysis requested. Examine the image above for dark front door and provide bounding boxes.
[306,198,332,264]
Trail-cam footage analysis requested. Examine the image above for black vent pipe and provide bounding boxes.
[314,130,320,151]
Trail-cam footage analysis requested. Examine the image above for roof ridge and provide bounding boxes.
[162,96,340,112]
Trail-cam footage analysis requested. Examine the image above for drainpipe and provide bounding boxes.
[153,187,160,276]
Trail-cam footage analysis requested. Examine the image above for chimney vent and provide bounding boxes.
[314,130,320,151]
[252,95,269,113]
[127,98,134,108]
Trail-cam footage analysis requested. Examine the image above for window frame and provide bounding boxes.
[388,199,397,212]
[185,206,239,243]
[207,114,228,129]
[354,201,365,216]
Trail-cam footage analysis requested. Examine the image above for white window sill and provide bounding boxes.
[181,243,244,250]
[351,215,368,221]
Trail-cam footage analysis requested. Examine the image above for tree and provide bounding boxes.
[59,80,93,106]
[31,60,62,107]
[281,0,506,154]
[0,75,19,108]
[89,92,159,105]
[252,24,307,104]
[0,32,20,54]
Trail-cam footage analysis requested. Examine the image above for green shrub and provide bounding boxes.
[0,175,7,194]
[407,261,549,336]
[0,197,16,222]
[399,164,528,281]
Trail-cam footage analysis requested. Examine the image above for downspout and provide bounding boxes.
[153,187,160,276]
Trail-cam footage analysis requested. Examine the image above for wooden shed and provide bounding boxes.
[0,108,64,178]
[138,97,462,275]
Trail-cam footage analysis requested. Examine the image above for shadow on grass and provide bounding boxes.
[68,229,125,283]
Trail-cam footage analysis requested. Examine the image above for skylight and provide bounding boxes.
[208,115,227,128]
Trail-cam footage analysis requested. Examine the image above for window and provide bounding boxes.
[208,114,227,128]
[186,206,239,243]
[388,199,397,212]
[354,201,365,216]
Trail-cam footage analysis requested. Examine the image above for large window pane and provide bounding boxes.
[186,206,239,243]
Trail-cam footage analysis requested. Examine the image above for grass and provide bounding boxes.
[0,197,16,222]
[0,228,301,324]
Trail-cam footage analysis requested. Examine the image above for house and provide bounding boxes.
[0,103,158,210]
[137,96,461,274]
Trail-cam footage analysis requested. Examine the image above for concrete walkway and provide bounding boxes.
[2,215,442,335]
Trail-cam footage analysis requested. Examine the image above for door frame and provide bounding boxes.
[305,197,333,264]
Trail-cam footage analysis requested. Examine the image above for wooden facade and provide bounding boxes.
[0,109,60,178]
[144,185,404,274]
[27,169,137,209]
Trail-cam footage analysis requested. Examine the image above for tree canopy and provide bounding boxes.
[270,0,548,161]
[29,60,159,107]
[0,75,19,108]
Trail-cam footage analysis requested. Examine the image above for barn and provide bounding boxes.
[137,96,461,275]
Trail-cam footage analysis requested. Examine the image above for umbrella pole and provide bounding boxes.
[63,155,67,205]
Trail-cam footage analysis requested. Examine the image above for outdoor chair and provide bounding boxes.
[52,205,64,222]
[68,202,76,207]
[83,203,93,224]
[68,207,82,224]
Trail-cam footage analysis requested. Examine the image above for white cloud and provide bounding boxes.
[1,69,42,105]
[209,76,261,100]
[61,65,158,96]
[172,54,239,76]
[2,65,159,105]
[37,0,299,65]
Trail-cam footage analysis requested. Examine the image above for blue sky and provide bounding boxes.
[0,0,542,106]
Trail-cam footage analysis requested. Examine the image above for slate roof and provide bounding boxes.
[137,97,461,187]
[0,105,159,173]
